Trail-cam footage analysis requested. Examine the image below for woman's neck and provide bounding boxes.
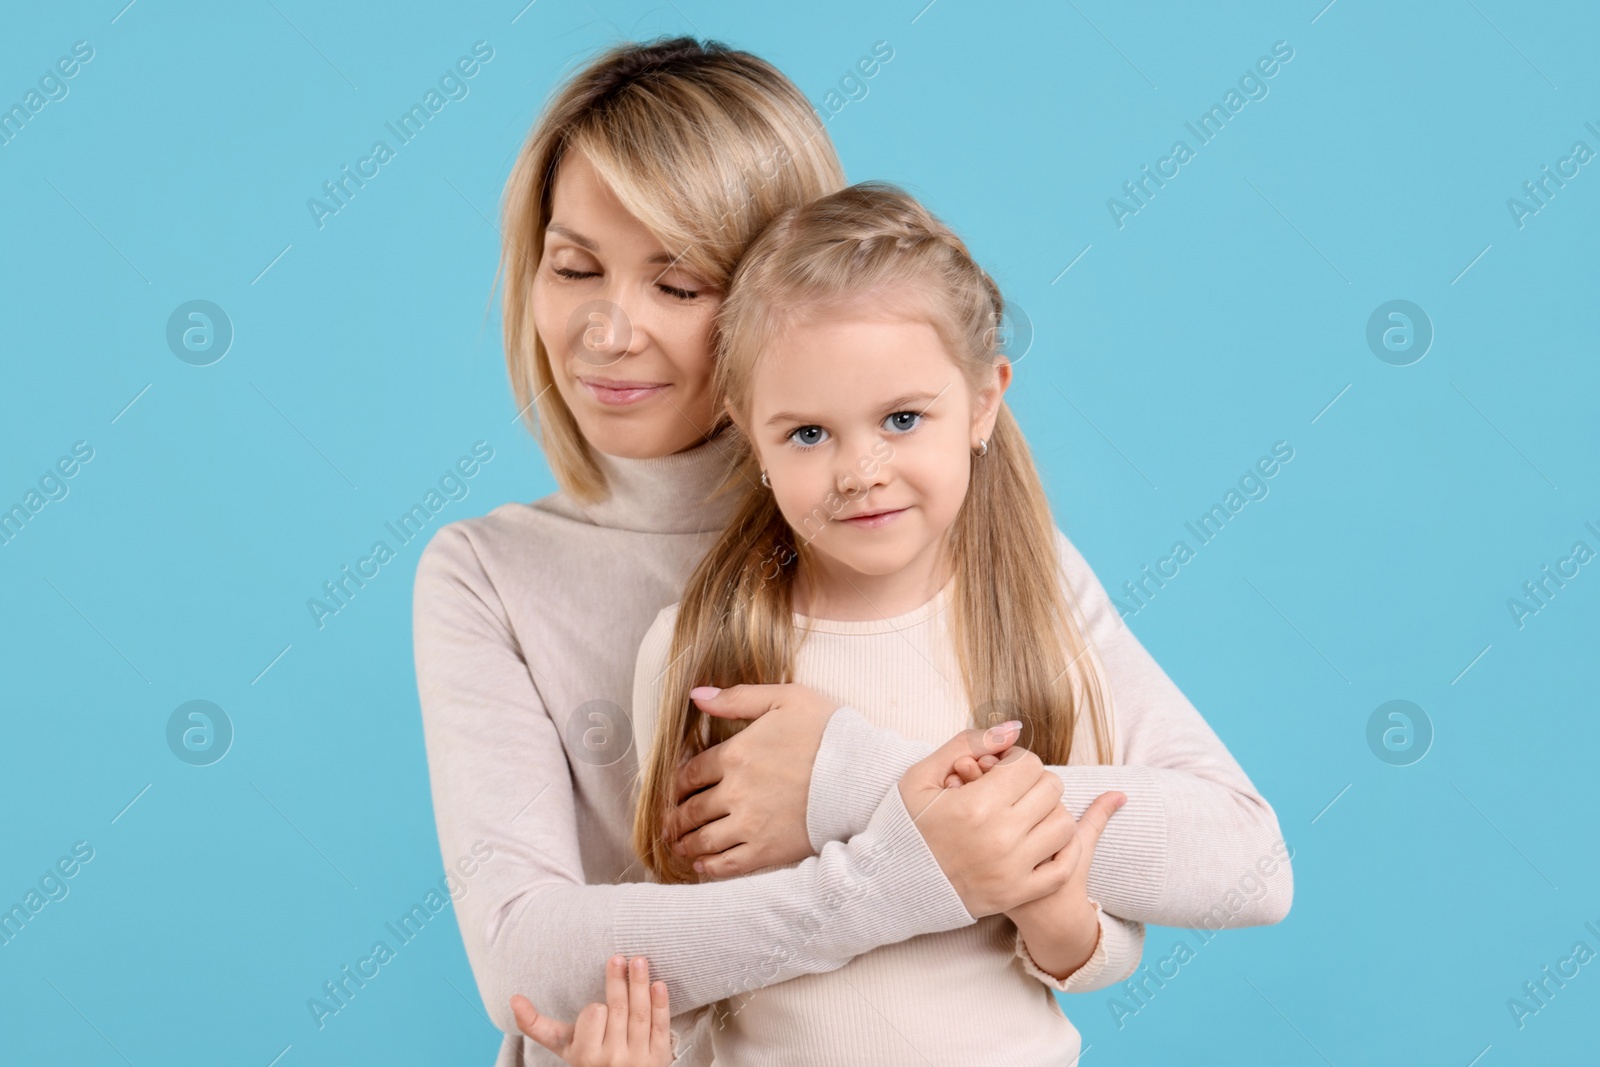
[792,539,953,622]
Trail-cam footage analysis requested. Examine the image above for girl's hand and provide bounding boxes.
[1006,788,1127,981]
[510,955,673,1067]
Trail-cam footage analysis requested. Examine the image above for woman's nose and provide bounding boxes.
[569,290,647,366]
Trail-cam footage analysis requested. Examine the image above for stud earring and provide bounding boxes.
[760,469,771,488]
[973,438,988,457]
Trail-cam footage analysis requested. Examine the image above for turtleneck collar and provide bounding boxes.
[566,426,749,535]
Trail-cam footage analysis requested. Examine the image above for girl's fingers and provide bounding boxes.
[944,772,962,789]
[1071,792,1127,862]
[571,1001,609,1062]
[649,980,673,1059]
[627,957,654,1049]
[509,994,574,1055]
[603,955,631,1049]
[977,753,999,771]
[953,756,983,784]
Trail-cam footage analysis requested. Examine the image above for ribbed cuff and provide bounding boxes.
[831,778,976,939]
[1051,764,1169,919]
[807,705,932,854]
[1016,898,1143,993]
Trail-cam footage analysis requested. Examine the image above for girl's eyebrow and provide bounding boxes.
[763,390,945,428]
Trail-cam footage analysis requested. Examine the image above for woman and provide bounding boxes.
[413,36,1290,1067]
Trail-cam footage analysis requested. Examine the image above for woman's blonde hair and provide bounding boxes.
[499,36,846,501]
[633,182,1115,883]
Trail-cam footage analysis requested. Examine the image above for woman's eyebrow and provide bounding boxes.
[545,223,596,250]
[547,222,681,267]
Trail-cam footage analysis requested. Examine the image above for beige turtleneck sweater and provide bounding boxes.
[411,429,1291,1067]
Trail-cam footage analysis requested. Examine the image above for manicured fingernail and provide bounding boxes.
[611,954,625,967]
[690,686,721,700]
[985,720,1022,744]
[692,859,704,872]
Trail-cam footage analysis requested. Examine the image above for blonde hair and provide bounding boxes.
[498,36,846,501]
[633,182,1115,883]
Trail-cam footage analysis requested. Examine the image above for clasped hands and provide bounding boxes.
[510,682,1125,1064]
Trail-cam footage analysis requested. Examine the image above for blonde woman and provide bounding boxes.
[413,37,1292,1067]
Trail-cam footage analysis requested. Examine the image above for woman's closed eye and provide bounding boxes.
[550,265,702,301]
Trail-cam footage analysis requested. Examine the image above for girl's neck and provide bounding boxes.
[792,539,953,622]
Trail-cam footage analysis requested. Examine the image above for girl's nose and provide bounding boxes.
[836,442,889,497]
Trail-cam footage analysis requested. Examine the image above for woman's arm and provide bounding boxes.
[800,528,1293,930]
[412,524,983,1036]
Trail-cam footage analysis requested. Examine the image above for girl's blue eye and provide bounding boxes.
[789,425,828,448]
[884,411,922,433]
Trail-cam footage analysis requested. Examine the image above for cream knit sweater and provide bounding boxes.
[632,561,1144,1066]
[411,428,1292,1067]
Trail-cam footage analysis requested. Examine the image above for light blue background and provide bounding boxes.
[2,1,1596,1064]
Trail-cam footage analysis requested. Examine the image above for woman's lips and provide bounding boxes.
[579,377,669,406]
[838,507,908,529]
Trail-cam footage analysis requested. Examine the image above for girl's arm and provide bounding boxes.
[1017,899,1144,993]
[800,527,1293,930]
[412,525,978,1039]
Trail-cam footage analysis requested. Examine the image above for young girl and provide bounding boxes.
[512,181,1144,1065]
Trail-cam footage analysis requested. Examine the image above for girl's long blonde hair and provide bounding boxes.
[499,36,846,501]
[633,182,1115,883]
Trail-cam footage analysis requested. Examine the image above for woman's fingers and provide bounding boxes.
[691,842,756,881]
[627,957,654,1049]
[663,782,732,847]
[649,979,673,1059]
[509,994,573,1055]
[667,811,736,864]
[603,954,631,1049]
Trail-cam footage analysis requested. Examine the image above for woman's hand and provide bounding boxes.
[897,727,1084,918]
[664,683,840,878]
[510,955,673,1067]
[943,754,1126,980]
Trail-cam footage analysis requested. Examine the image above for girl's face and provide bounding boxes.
[743,298,1010,595]
[532,152,723,459]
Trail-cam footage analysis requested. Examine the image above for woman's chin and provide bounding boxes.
[580,418,706,461]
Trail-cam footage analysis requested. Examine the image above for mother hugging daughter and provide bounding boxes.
[413,36,1292,1067]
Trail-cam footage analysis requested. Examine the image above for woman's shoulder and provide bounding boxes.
[415,501,544,584]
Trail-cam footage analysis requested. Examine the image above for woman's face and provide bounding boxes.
[532,152,723,459]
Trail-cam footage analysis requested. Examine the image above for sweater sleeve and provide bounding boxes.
[1014,900,1144,993]
[805,527,1293,930]
[412,525,976,1040]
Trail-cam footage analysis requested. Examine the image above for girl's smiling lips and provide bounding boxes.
[578,376,670,406]
[838,506,908,529]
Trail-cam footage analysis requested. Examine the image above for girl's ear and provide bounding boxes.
[972,356,1013,442]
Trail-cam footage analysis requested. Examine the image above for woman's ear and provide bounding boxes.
[972,356,1012,442]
